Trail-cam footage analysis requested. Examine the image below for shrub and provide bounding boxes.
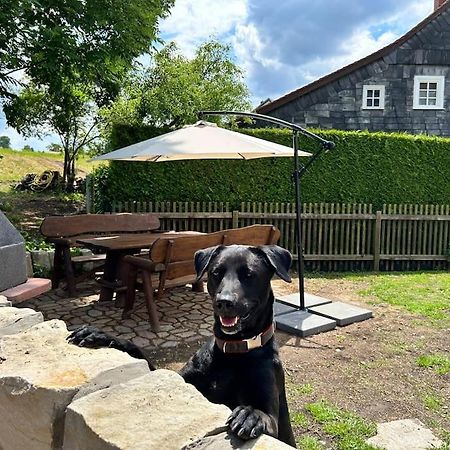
[92,125,450,211]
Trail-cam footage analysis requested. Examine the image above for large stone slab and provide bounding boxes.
[64,370,231,450]
[183,431,295,449]
[0,211,27,291]
[0,295,12,307]
[0,320,149,450]
[366,419,443,450]
[0,306,43,336]
[276,309,337,337]
[309,301,373,326]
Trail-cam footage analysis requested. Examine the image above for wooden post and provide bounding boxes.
[232,210,239,228]
[85,174,92,214]
[373,210,382,272]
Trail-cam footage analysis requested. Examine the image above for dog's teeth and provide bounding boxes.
[220,316,239,327]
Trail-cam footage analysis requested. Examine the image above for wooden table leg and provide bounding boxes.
[52,244,64,289]
[98,251,118,302]
[62,246,76,297]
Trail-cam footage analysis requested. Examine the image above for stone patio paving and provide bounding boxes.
[20,281,215,350]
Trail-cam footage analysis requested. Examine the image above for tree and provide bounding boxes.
[104,41,251,131]
[22,144,34,152]
[46,143,63,153]
[0,136,11,148]
[1,0,173,189]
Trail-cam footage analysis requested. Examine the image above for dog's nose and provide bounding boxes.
[216,293,235,312]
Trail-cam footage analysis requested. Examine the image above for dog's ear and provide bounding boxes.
[258,245,292,282]
[194,245,223,280]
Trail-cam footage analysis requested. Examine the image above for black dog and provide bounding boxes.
[68,245,296,447]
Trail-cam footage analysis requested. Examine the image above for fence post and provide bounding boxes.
[85,174,92,214]
[373,210,382,272]
[232,211,239,228]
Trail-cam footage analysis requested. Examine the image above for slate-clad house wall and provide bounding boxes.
[256,1,450,136]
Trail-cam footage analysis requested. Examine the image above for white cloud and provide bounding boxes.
[1,0,438,143]
[160,0,248,56]
[231,0,435,103]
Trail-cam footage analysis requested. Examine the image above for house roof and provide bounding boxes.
[256,1,450,114]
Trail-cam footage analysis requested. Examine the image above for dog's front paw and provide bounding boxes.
[66,325,116,348]
[227,406,265,440]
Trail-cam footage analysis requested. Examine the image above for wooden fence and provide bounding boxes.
[108,201,450,271]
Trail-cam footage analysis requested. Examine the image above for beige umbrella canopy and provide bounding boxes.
[93,121,311,161]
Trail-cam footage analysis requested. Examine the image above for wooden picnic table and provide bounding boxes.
[77,231,202,303]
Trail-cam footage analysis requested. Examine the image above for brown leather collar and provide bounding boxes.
[214,322,275,354]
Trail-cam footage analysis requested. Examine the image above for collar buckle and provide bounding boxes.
[246,333,262,350]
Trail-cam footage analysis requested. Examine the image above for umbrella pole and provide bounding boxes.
[293,131,306,311]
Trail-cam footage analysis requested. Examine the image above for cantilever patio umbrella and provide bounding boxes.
[94,112,335,337]
[94,120,310,161]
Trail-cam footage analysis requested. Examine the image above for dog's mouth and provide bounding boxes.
[219,315,240,334]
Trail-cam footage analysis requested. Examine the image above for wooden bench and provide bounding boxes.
[40,213,160,296]
[122,224,280,330]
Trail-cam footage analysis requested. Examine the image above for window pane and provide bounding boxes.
[367,99,373,107]
[419,90,428,98]
[429,90,437,98]
[420,82,428,89]
[429,83,437,89]
[419,98,427,105]
[367,90,373,97]
[374,90,380,98]
[374,99,380,107]
[429,98,436,105]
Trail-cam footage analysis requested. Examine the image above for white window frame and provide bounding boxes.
[362,85,385,110]
[413,75,445,109]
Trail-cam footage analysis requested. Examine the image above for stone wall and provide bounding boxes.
[0,299,292,450]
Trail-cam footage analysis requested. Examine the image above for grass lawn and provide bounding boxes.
[270,271,450,449]
[346,272,450,327]
[0,147,100,191]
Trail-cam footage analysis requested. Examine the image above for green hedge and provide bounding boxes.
[92,125,450,212]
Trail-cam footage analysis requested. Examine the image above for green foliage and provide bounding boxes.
[22,232,53,252]
[0,136,11,148]
[1,0,173,188]
[33,264,52,279]
[291,412,309,428]
[0,0,173,99]
[306,400,379,450]
[422,392,443,411]
[416,354,450,375]
[103,40,250,135]
[93,127,450,211]
[296,436,326,450]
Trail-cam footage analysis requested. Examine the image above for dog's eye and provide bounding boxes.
[245,269,255,278]
[211,267,222,277]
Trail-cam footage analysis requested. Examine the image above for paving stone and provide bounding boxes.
[366,419,443,450]
[161,341,178,348]
[115,325,132,333]
[132,336,152,347]
[118,333,137,340]
[136,330,157,339]
[87,309,103,318]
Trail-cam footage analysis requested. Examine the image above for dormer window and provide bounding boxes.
[362,85,385,109]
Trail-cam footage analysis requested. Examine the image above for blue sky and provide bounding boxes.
[1,0,433,150]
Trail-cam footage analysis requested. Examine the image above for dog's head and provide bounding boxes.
[195,245,292,338]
